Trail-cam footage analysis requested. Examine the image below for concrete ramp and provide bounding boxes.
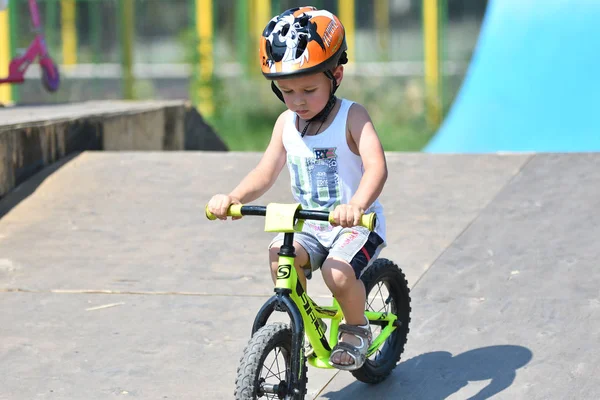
[1,152,599,399]
[425,0,600,152]
[0,101,226,199]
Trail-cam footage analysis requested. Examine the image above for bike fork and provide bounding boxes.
[251,232,306,398]
[252,291,305,399]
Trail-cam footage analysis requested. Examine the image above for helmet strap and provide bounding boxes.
[324,69,339,95]
[300,93,337,137]
[271,81,285,103]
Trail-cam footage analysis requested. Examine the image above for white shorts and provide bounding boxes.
[269,226,385,279]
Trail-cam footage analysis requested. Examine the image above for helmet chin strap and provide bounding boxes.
[271,81,286,103]
[299,93,336,137]
[271,70,340,137]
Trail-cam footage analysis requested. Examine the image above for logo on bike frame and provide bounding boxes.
[277,264,292,279]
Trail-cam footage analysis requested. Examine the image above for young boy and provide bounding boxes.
[207,6,388,371]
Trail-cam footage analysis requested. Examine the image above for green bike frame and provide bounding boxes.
[257,246,399,369]
[243,204,398,369]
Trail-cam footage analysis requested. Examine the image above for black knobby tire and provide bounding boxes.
[352,258,411,384]
[235,322,307,399]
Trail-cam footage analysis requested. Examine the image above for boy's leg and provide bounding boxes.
[322,227,385,368]
[321,258,367,325]
[321,257,367,366]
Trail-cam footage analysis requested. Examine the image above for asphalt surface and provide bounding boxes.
[1,151,599,399]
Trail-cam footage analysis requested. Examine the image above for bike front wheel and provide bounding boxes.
[235,322,306,400]
[353,258,412,384]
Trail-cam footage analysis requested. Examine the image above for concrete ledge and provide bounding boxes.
[0,100,227,198]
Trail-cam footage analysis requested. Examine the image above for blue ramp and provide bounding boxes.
[425,0,600,153]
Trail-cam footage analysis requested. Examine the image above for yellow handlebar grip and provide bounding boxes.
[205,205,217,220]
[205,204,244,220]
[360,213,376,231]
[229,204,243,218]
[328,212,376,231]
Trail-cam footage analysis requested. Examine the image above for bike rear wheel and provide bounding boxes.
[353,258,411,384]
[235,322,306,399]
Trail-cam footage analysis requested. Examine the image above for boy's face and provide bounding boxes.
[275,66,343,121]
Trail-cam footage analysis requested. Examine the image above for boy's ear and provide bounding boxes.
[333,65,344,85]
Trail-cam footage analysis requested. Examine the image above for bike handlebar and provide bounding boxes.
[205,204,376,231]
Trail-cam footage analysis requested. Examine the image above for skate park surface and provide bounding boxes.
[3,0,600,397]
[1,150,599,399]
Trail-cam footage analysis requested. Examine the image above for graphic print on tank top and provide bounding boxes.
[288,147,340,210]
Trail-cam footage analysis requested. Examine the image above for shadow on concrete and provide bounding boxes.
[0,152,80,220]
[321,345,533,400]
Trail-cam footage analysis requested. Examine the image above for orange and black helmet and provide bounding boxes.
[260,7,348,80]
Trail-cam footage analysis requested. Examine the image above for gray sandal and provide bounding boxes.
[328,321,372,371]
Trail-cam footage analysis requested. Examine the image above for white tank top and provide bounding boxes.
[281,98,386,246]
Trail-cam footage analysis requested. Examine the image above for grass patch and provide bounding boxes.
[206,74,462,152]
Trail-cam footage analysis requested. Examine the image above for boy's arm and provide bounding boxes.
[331,103,387,227]
[347,103,388,211]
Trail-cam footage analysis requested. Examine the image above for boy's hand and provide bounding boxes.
[207,194,242,220]
[330,204,365,228]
